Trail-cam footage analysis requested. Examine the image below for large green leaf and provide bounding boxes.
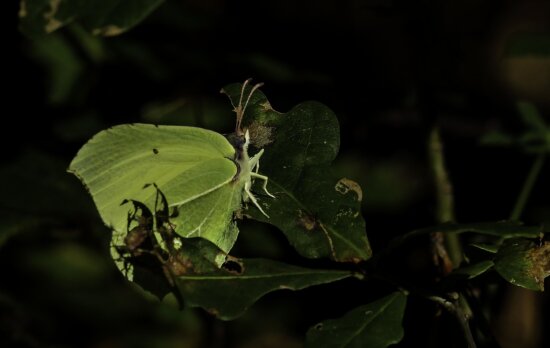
[222,83,371,263]
[19,0,164,37]
[177,261,351,321]
[494,238,550,291]
[305,292,407,348]
[168,238,352,320]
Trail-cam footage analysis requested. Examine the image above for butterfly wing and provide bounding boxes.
[69,123,239,251]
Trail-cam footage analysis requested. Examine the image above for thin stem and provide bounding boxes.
[510,153,546,221]
[428,127,462,269]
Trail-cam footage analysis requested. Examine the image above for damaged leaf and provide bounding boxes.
[305,292,407,348]
[172,238,352,320]
[19,0,164,38]
[222,83,371,263]
[494,238,550,291]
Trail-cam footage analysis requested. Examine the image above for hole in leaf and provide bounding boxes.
[222,259,244,274]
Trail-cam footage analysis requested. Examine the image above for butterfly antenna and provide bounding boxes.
[242,82,264,120]
[235,78,252,134]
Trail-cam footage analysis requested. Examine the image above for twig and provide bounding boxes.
[428,127,462,271]
[427,295,477,348]
[510,153,546,221]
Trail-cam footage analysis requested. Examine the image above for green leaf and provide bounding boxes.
[172,239,352,320]
[27,33,83,104]
[305,292,407,348]
[452,260,494,279]
[517,102,548,133]
[479,131,515,147]
[469,243,499,254]
[69,124,243,253]
[19,0,165,37]
[222,83,371,263]
[505,33,550,57]
[394,221,542,246]
[494,238,550,291]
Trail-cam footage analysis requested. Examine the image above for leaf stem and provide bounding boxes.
[428,127,462,269]
[510,153,546,221]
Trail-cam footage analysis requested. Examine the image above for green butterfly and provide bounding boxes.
[69,80,274,254]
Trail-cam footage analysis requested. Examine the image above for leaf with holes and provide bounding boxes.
[170,238,352,320]
[222,83,371,263]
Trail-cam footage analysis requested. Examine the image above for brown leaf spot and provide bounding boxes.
[297,210,318,231]
[93,25,126,37]
[248,121,275,148]
[19,0,27,18]
[44,0,63,33]
[527,241,550,290]
[334,178,363,202]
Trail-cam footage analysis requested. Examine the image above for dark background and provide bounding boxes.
[4,1,550,347]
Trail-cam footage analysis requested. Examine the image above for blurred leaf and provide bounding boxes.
[452,260,494,279]
[141,97,232,129]
[28,33,83,104]
[394,221,543,246]
[305,292,407,348]
[173,239,352,320]
[480,102,550,153]
[469,243,499,254]
[517,101,548,133]
[505,33,550,57]
[19,0,165,38]
[24,244,112,285]
[0,150,95,216]
[222,83,371,263]
[0,214,52,249]
[494,238,550,291]
[479,131,515,147]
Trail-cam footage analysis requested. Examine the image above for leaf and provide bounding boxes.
[222,83,371,263]
[494,238,550,291]
[171,239,352,320]
[305,292,407,348]
[452,260,494,279]
[394,221,543,246]
[517,101,548,133]
[19,0,165,38]
[505,33,550,57]
[479,131,515,147]
[69,124,243,253]
[469,243,499,254]
[27,33,83,105]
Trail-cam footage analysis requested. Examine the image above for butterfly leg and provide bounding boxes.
[250,172,276,198]
[249,149,275,198]
[249,149,264,174]
[244,180,270,218]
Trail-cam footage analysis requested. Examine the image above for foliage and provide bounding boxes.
[8,1,550,348]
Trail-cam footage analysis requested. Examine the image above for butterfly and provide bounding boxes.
[69,80,274,254]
